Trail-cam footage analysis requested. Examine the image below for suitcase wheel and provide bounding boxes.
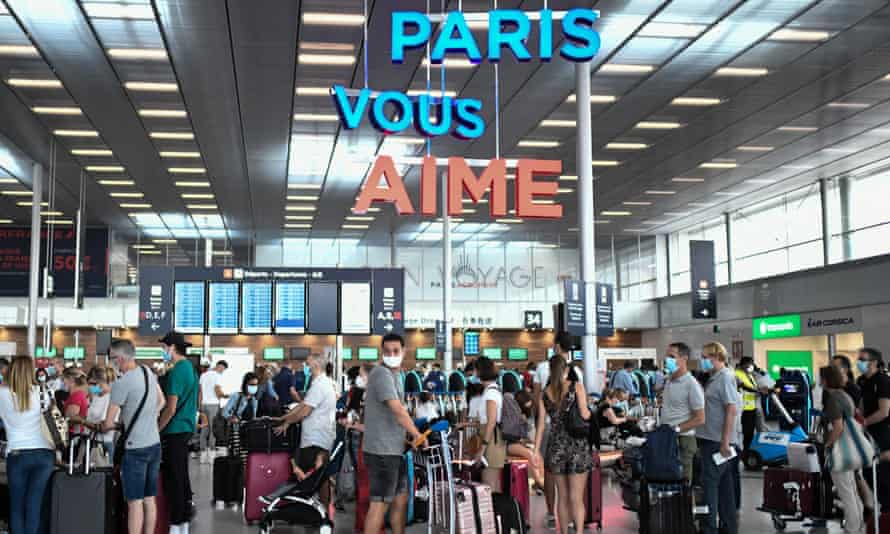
[771,515,786,531]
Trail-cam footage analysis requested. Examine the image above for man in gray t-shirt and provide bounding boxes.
[661,342,705,483]
[361,334,421,534]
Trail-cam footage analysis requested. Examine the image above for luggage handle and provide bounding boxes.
[874,459,880,534]
[67,434,93,476]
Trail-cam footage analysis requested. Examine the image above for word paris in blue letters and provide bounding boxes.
[332,9,601,139]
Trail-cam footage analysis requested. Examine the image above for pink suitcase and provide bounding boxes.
[454,483,478,534]
[462,481,497,534]
[243,452,292,523]
[503,459,530,522]
[585,450,603,529]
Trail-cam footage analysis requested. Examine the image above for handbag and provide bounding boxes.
[565,390,592,441]
[827,413,876,472]
[212,411,230,443]
[39,388,68,451]
[114,366,149,466]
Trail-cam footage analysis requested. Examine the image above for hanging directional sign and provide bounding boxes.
[435,320,448,353]
[524,310,543,329]
[372,268,405,335]
[138,266,174,336]
[595,283,614,337]
[564,279,586,337]
[690,240,717,320]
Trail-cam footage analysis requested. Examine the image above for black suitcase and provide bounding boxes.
[241,418,297,453]
[50,438,118,534]
[212,456,244,504]
[492,493,526,534]
[638,481,694,534]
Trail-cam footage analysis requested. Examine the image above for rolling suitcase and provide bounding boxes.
[492,493,526,534]
[584,450,603,529]
[462,481,496,534]
[213,455,244,504]
[51,438,118,534]
[243,451,291,523]
[762,467,830,517]
[503,458,530,522]
[241,418,296,453]
[639,481,694,534]
[453,483,478,534]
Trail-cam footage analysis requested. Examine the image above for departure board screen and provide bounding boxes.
[207,282,239,334]
[464,331,480,355]
[307,282,338,333]
[241,282,272,334]
[174,281,205,334]
[274,281,306,334]
[340,282,371,334]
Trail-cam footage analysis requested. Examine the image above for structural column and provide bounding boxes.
[576,61,598,393]
[611,235,621,302]
[27,163,43,357]
[838,176,853,261]
[441,173,453,374]
[203,239,212,358]
[655,233,669,297]
[724,213,734,285]
[819,178,831,265]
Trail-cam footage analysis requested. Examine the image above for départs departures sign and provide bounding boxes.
[334,9,602,220]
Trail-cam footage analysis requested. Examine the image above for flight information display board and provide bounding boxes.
[340,282,371,334]
[174,281,205,334]
[207,282,239,334]
[274,281,306,334]
[464,331,480,355]
[241,282,272,333]
[307,282,338,333]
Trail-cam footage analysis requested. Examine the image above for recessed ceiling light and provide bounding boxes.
[383,136,426,146]
[40,211,64,217]
[295,87,331,96]
[0,45,38,56]
[2,190,33,196]
[406,89,459,98]
[599,64,655,75]
[623,201,652,206]
[6,78,62,88]
[288,183,323,189]
[0,219,13,224]
[139,109,187,118]
[367,207,381,212]
[421,57,476,69]
[687,202,715,208]
[285,215,314,221]
[152,239,178,244]
[285,223,312,229]
[187,204,217,210]
[645,190,675,195]
[346,216,374,222]
[700,162,738,169]
[745,178,778,184]
[293,113,339,122]
[606,142,648,150]
[638,22,706,38]
[286,205,317,211]
[531,199,556,205]
[71,148,113,156]
[150,131,194,140]
[823,147,857,154]
[826,102,870,109]
[737,145,774,152]
[624,228,648,233]
[138,249,162,254]
[518,140,560,148]
[32,106,81,115]
[768,28,832,42]
[302,12,365,25]
[342,224,369,230]
[17,201,48,207]
[110,192,144,198]
[287,195,319,201]
[540,119,576,128]
[636,121,683,130]
[168,167,206,174]
[495,218,523,224]
[119,203,152,209]
[0,178,17,184]
[592,160,620,167]
[671,97,722,106]
[181,193,214,199]
[560,175,578,181]
[601,210,632,216]
[159,151,201,158]
[715,67,769,77]
[53,129,98,137]
[713,191,741,197]
[98,179,134,186]
[125,81,178,92]
[556,187,574,194]
[175,180,210,187]
[564,94,617,104]
[672,177,705,183]
[299,54,356,66]
[83,2,154,19]
[778,126,818,133]
[44,219,73,225]
[299,42,355,52]
[86,165,125,172]
[107,48,167,60]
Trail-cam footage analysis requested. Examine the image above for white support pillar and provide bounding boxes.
[576,61,599,393]
[390,231,398,267]
[27,163,43,357]
[724,213,734,285]
[819,178,831,266]
[203,239,212,358]
[442,173,453,374]
[655,233,669,298]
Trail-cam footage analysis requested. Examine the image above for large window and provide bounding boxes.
[669,217,728,294]
[828,169,890,263]
[617,236,657,301]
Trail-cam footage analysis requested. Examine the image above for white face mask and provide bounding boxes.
[383,355,403,369]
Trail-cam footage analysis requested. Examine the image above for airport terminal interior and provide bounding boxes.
[2,0,890,533]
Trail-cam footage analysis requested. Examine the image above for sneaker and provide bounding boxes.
[546,515,556,529]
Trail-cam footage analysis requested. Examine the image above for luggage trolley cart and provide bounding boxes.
[414,429,457,534]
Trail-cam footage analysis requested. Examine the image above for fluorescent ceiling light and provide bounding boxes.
[560,175,577,181]
[131,244,157,250]
[737,145,774,152]
[71,148,112,156]
[700,162,738,169]
[565,94,617,104]
[168,167,206,174]
[44,219,73,225]
[286,205,317,211]
[367,207,381,212]
[0,178,18,184]
[606,142,648,150]
[300,42,355,52]
[299,54,356,66]
[592,160,620,167]
[287,195,319,201]
[778,126,818,133]
[420,57,476,69]
[672,177,705,183]
[745,178,778,184]
[531,199,556,205]
[826,102,870,109]
[120,203,151,209]
[285,223,312,229]
[175,180,210,187]
[624,228,647,233]
[152,239,177,244]
[6,78,62,88]
[32,106,81,115]
[346,216,374,222]
[288,183,323,189]
[296,87,331,96]
[2,190,33,196]
[713,191,740,197]
[599,64,655,75]
[187,204,217,210]
[138,109,187,118]
[293,113,339,122]
[540,119,575,128]
[0,219,13,224]
[181,193,214,199]
[556,188,574,194]
[623,201,652,206]
[638,22,706,38]
[138,249,161,254]
[645,190,675,195]
[636,121,683,130]
[768,28,831,42]
[406,89,459,98]
[687,202,715,208]
[285,215,314,221]
[601,210,631,216]
[110,192,144,198]
[159,151,200,158]
[17,201,48,207]
[671,97,722,106]
[86,165,125,172]
[98,179,134,186]
[125,81,178,92]
[715,67,769,77]
[383,136,425,145]
[53,129,98,137]
[150,131,194,140]
[518,140,560,148]
[495,218,523,224]
[107,48,167,60]
[302,12,365,25]
[342,224,369,230]
[83,2,154,19]
[0,45,38,56]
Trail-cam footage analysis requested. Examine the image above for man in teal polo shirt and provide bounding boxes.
[157,331,198,534]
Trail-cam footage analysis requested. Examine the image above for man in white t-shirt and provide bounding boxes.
[198,360,228,463]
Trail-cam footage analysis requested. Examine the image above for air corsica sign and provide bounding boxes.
[332,9,602,220]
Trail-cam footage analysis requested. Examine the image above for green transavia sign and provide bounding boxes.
[753,314,802,340]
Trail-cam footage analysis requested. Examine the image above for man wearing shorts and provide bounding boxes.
[103,339,164,534]
[362,334,422,534]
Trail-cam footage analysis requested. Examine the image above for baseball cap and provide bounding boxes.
[158,331,192,348]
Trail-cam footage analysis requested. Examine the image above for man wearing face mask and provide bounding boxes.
[857,347,890,511]
[660,342,705,484]
[734,357,759,452]
[362,334,422,534]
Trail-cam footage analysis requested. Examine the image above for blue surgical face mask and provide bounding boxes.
[46,366,57,377]
[858,360,870,374]
[162,348,173,362]
[468,375,481,385]
[247,385,258,396]
[615,400,628,411]
[89,385,102,396]
[664,357,678,374]
[701,358,714,371]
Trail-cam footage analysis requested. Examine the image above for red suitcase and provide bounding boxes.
[584,450,603,529]
[866,512,890,534]
[762,468,829,517]
[153,476,170,534]
[243,452,291,523]
[503,459,530,523]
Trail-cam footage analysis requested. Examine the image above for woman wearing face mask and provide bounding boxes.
[63,368,91,438]
[222,372,260,424]
[84,367,116,460]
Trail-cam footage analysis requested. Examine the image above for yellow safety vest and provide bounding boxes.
[735,369,757,411]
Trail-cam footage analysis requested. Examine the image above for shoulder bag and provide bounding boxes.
[40,387,68,451]
[114,366,150,466]
[827,412,877,472]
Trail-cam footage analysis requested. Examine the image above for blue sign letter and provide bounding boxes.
[453,98,484,139]
[415,95,453,137]
[331,85,370,130]
[539,9,553,62]
[488,10,531,62]
[392,12,431,63]
[370,91,414,133]
[431,12,482,64]
[559,9,600,62]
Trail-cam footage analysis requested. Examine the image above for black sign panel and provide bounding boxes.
[138,266,174,336]
[690,240,717,319]
[0,227,108,297]
[435,320,448,352]
[564,279,586,337]
[372,269,405,335]
[595,282,614,337]
[524,310,543,329]
[307,282,339,334]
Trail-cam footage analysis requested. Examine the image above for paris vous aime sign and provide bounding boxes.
[336,9,602,220]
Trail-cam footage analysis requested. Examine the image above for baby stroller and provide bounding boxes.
[257,441,345,534]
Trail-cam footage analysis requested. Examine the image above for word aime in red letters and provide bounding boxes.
[352,156,563,219]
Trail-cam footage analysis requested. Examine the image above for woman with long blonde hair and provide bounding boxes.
[0,356,55,534]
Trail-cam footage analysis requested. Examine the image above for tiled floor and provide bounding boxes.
[189,461,846,534]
